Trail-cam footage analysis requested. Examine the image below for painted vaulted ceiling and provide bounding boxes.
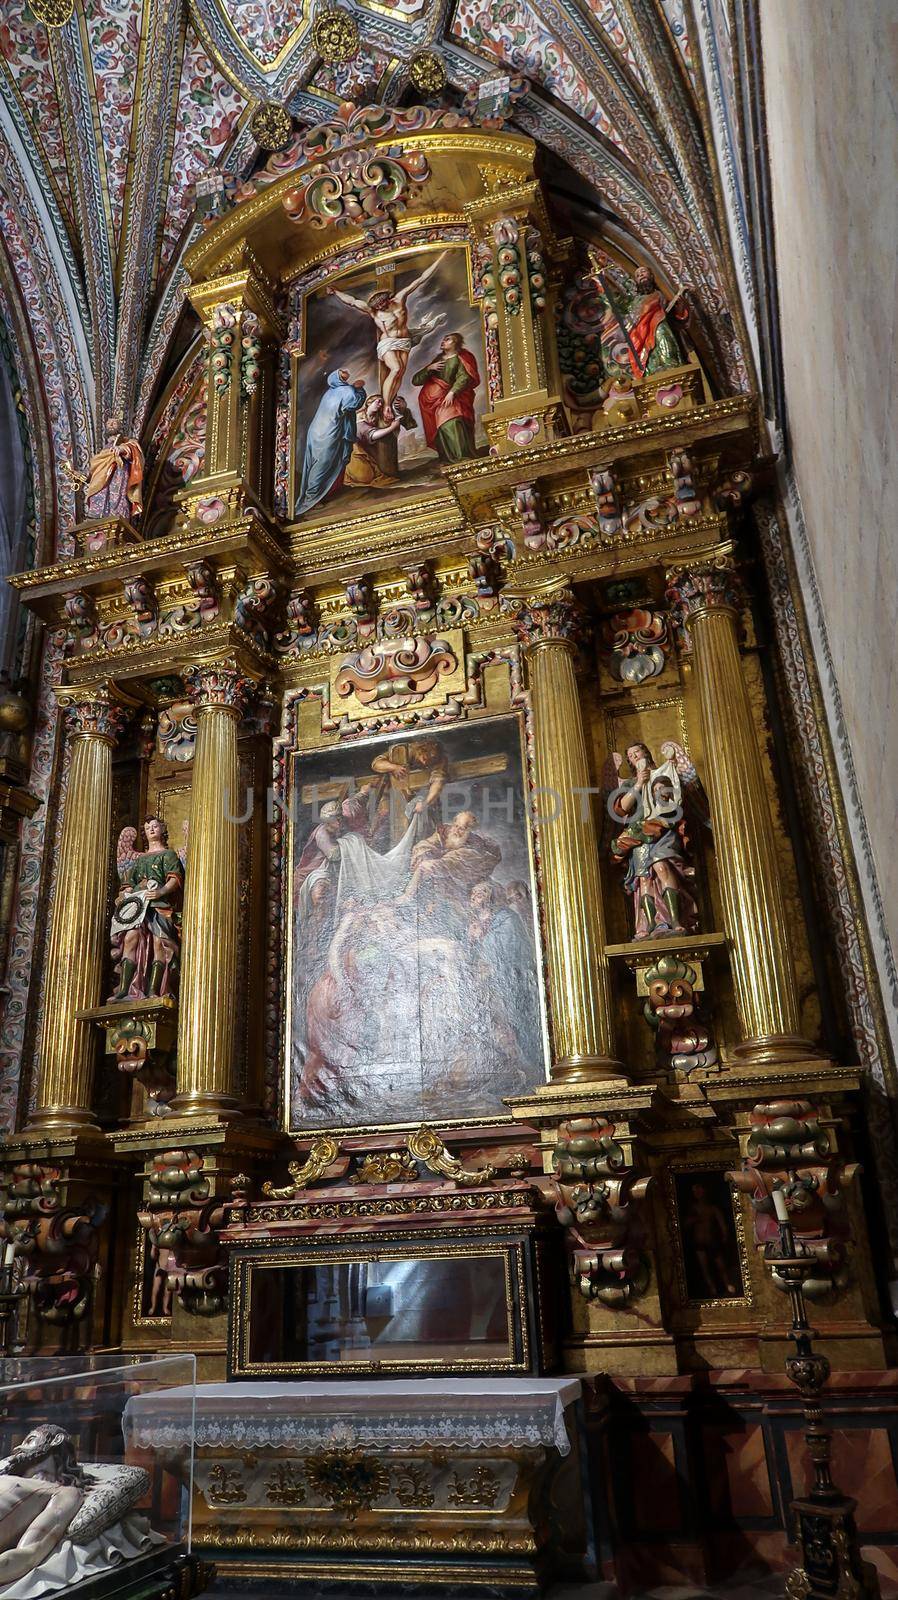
[0,0,745,543]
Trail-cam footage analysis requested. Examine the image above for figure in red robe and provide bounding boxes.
[411,333,480,463]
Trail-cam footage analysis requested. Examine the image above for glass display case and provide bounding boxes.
[0,1354,207,1600]
[228,1229,555,1378]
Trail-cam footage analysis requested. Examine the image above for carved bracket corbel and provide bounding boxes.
[78,997,177,1116]
[345,576,376,636]
[728,1100,858,1298]
[1,1163,106,1325]
[138,1149,227,1317]
[588,467,622,538]
[550,1116,652,1306]
[512,482,546,551]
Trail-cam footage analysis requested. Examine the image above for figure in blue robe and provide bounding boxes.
[295,368,367,517]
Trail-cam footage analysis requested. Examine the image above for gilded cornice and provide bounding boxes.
[446,394,758,518]
[58,622,275,693]
[9,516,289,616]
[182,129,538,287]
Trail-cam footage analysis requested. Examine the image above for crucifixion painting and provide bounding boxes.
[292,246,487,522]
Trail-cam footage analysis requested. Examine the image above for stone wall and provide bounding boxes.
[759,0,898,993]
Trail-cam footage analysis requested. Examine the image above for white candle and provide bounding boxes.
[772,1187,790,1225]
[3,1241,15,1269]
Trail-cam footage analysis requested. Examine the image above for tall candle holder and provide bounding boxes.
[0,1241,26,1359]
[767,1188,880,1599]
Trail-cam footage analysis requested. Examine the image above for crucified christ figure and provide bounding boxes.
[324,250,449,418]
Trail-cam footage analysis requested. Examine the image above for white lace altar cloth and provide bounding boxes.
[124,1378,582,1458]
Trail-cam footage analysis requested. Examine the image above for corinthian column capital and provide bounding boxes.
[511,581,589,653]
[183,661,256,720]
[55,684,134,746]
[665,553,744,624]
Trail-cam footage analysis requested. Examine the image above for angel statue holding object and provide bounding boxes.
[0,1425,163,1592]
[109,816,184,1002]
[606,740,706,939]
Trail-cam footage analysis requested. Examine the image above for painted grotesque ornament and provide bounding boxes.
[109,817,184,1002]
[606,741,706,939]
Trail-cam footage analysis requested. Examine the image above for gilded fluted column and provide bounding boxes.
[514,582,626,1084]
[173,662,253,1115]
[667,555,813,1064]
[30,686,132,1131]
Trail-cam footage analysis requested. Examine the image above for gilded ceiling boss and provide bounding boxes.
[0,11,892,1600]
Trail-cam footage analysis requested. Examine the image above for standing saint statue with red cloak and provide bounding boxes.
[411,332,481,463]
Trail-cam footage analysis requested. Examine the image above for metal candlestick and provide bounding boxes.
[767,1193,880,1599]
[0,1252,26,1358]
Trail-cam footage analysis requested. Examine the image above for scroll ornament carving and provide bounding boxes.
[1,1164,106,1323]
[728,1101,857,1298]
[601,608,669,684]
[551,1117,652,1306]
[139,1149,226,1317]
[283,146,431,239]
[62,592,98,649]
[261,1136,342,1199]
[234,575,279,646]
[406,1126,495,1187]
[335,636,457,710]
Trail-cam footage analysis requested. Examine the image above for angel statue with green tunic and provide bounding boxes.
[109,816,184,1001]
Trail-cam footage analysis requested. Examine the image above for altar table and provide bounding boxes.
[126,1378,586,1590]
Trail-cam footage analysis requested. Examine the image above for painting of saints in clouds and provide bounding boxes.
[287,718,547,1131]
[292,246,486,522]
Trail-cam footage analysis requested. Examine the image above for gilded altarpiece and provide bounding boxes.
[0,100,890,1591]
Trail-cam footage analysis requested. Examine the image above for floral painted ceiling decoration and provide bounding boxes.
[0,0,742,561]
